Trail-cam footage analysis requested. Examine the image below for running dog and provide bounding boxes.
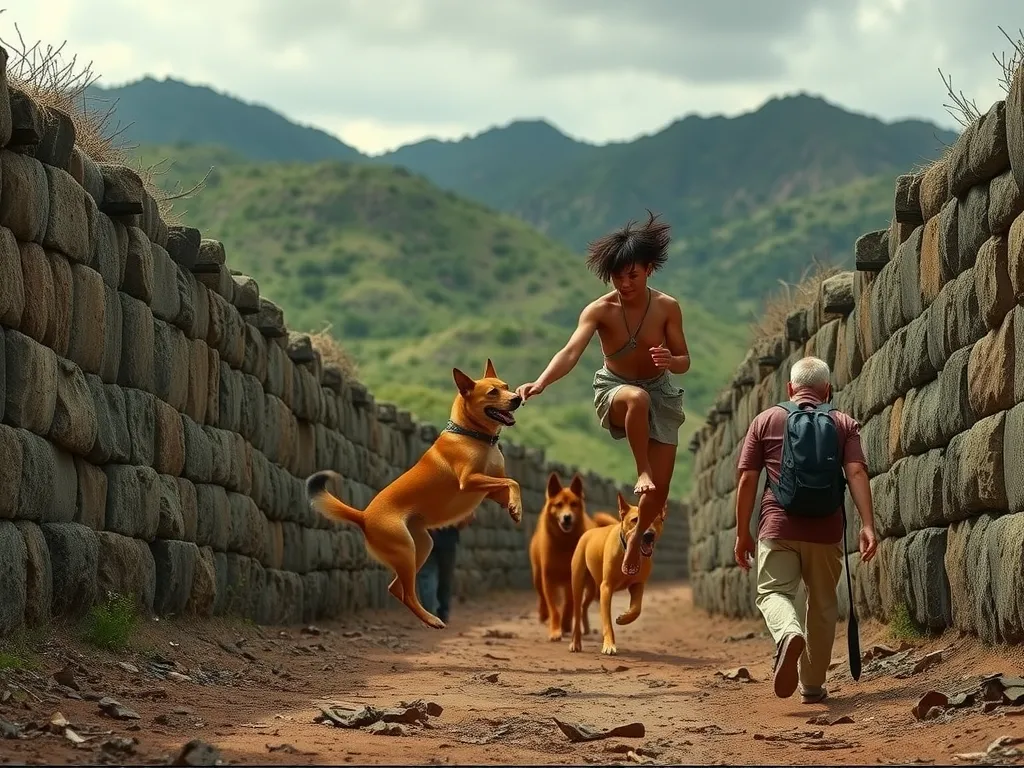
[569,492,665,655]
[306,359,522,629]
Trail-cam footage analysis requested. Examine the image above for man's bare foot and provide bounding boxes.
[633,470,656,496]
[621,530,642,576]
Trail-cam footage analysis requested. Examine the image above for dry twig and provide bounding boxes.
[993,25,1024,95]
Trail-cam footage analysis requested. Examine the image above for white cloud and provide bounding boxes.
[0,0,1018,154]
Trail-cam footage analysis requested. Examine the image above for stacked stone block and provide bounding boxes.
[0,71,688,636]
[685,69,1024,645]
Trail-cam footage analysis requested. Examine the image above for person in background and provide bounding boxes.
[416,512,474,623]
[734,356,877,704]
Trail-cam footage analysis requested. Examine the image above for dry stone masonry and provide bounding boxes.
[0,60,688,636]
[686,65,1024,645]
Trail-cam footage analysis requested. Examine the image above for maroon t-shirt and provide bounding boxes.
[737,389,867,544]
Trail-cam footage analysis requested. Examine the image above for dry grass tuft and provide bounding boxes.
[994,25,1024,95]
[749,258,841,342]
[309,324,360,382]
[0,11,207,225]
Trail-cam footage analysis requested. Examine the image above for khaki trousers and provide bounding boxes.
[755,539,843,691]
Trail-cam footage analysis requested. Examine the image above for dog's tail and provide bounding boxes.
[306,471,365,529]
[592,512,619,528]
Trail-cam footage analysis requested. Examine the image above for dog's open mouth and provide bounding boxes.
[485,406,516,426]
[640,536,656,557]
[559,518,574,532]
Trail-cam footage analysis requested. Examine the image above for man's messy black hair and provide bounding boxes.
[585,209,671,283]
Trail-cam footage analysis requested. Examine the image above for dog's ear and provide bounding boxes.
[616,491,630,519]
[483,358,497,379]
[546,472,562,499]
[452,367,475,395]
[569,472,584,499]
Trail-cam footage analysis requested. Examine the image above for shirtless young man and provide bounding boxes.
[515,211,690,576]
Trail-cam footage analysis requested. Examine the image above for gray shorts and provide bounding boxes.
[592,367,686,446]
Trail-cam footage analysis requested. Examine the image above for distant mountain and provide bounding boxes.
[376,119,595,212]
[87,77,363,163]
[467,93,958,253]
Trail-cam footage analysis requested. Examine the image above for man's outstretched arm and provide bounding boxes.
[516,303,599,401]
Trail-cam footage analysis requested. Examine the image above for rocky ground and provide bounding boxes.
[0,583,1022,766]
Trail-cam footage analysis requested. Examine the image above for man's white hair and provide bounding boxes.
[790,356,831,390]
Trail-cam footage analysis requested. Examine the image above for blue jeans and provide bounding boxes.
[416,528,459,622]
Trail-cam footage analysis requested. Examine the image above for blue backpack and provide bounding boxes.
[767,401,847,517]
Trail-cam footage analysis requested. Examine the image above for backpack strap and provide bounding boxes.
[775,401,801,414]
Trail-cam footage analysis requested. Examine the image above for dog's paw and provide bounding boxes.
[615,611,640,626]
[600,642,618,656]
[548,630,563,642]
[507,502,522,523]
[422,614,447,630]
[569,637,582,652]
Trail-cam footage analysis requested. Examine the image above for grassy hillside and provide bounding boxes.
[672,173,897,318]
[139,143,748,498]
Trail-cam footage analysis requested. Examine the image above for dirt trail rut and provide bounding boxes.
[1,583,1022,765]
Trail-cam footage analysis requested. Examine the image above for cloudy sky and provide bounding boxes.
[1,0,1019,154]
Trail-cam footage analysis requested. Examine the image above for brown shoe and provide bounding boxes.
[772,633,806,698]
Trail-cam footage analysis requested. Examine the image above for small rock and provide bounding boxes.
[167,671,192,683]
[715,667,755,683]
[807,714,854,725]
[366,721,409,736]
[171,738,222,766]
[399,699,443,717]
[0,718,22,739]
[53,664,81,691]
[913,650,944,674]
[478,672,499,683]
[102,736,137,754]
[300,625,322,636]
[98,696,141,720]
[117,662,140,674]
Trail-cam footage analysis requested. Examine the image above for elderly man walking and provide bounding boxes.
[733,356,878,703]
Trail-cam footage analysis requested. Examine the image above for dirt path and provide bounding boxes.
[1,583,1022,765]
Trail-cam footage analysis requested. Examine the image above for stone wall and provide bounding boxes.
[0,61,689,636]
[686,66,1024,644]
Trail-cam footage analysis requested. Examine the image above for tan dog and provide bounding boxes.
[306,359,522,629]
[529,472,618,641]
[569,492,666,655]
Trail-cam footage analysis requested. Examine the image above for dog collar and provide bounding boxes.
[619,528,628,551]
[443,419,500,446]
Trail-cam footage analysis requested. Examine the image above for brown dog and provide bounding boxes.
[529,472,618,641]
[569,492,666,655]
[306,359,522,629]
